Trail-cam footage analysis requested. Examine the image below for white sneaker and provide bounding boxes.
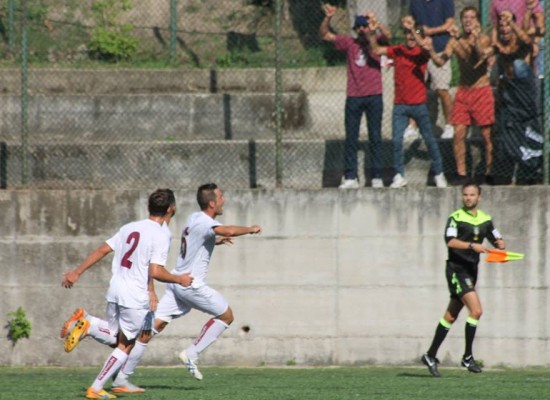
[441,124,454,139]
[390,173,407,188]
[371,178,383,188]
[179,350,203,381]
[434,173,448,188]
[403,124,420,141]
[338,178,359,189]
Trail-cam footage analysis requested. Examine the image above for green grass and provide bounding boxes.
[1,366,549,400]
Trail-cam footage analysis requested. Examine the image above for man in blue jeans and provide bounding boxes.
[320,4,391,188]
[410,0,455,139]
[368,14,447,188]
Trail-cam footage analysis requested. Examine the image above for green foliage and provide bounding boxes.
[88,0,138,61]
[6,307,31,345]
[89,27,138,61]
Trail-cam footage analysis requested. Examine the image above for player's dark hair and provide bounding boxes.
[148,188,175,216]
[197,183,218,210]
[462,182,481,195]
[460,6,480,22]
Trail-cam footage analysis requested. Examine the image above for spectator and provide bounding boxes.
[425,7,494,185]
[483,10,543,184]
[410,0,455,139]
[320,4,392,189]
[367,14,448,188]
[490,0,544,75]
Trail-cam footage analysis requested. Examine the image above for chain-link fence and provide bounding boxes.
[0,0,548,189]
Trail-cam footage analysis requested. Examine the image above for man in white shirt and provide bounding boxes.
[111,183,261,391]
[60,188,193,399]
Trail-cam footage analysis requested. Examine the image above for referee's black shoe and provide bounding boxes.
[421,353,441,377]
[461,355,482,373]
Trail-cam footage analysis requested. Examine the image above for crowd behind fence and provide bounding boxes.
[0,0,548,189]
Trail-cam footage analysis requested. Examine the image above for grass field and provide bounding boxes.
[2,366,549,400]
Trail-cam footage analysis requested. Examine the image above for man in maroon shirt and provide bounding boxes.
[320,4,391,189]
[368,14,447,188]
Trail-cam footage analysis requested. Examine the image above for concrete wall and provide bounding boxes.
[1,187,549,368]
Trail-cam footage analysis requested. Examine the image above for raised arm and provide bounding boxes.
[366,13,388,55]
[320,3,337,42]
[501,10,532,45]
[365,11,392,42]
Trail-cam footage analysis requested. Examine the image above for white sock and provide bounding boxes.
[87,315,117,346]
[91,348,128,391]
[117,341,148,381]
[187,318,229,359]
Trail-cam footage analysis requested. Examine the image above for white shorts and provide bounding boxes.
[427,57,451,91]
[106,302,148,341]
[155,284,229,323]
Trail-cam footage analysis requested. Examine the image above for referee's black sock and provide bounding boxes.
[464,316,478,358]
[427,318,452,358]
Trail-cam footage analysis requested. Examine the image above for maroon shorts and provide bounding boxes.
[450,85,495,127]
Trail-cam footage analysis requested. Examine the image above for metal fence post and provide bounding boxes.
[170,0,177,63]
[20,0,29,186]
[275,0,283,188]
[8,0,15,56]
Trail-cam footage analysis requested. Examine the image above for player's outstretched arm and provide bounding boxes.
[62,243,113,288]
[214,224,262,237]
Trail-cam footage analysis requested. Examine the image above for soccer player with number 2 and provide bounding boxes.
[60,189,193,399]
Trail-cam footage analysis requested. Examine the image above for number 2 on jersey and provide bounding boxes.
[121,231,140,268]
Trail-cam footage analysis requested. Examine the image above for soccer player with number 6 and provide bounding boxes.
[60,188,193,399]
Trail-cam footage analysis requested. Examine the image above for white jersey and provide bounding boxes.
[173,211,221,288]
[105,218,170,309]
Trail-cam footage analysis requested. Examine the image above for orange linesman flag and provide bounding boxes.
[485,249,524,263]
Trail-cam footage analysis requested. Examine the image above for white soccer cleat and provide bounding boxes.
[179,350,203,381]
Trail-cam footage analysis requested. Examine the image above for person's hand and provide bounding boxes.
[401,15,415,30]
[179,273,193,287]
[249,225,262,234]
[322,3,337,18]
[494,238,506,250]
[421,36,433,52]
[149,291,159,312]
[471,22,481,38]
[448,24,460,38]
[216,236,234,246]
[471,243,489,253]
[62,270,80,288]
[367,13,379,31]
[499,10,513,25]
[526,0,539,11]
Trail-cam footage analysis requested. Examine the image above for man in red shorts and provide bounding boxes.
[425,7,494,185]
